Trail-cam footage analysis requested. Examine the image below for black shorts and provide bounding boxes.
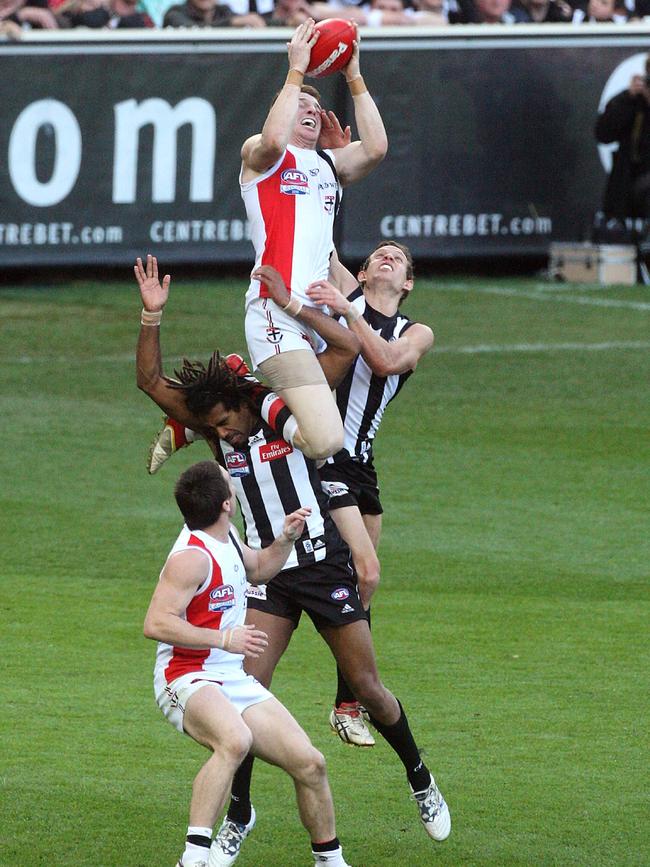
[246,545,367,631]
[319,457,383,516]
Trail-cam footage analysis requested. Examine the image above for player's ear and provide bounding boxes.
[357,269,367,284]
[401,278,414,299]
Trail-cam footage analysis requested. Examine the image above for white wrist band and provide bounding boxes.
[141,308,163,326]
[283,296,303,317]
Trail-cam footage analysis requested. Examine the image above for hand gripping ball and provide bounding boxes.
[306,19,357,79]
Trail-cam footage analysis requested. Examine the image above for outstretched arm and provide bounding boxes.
[307,279,434,376]
[329,38,388,187]
[254,265,360,387]
[239,507,312,584]
[241,19,318,177]
[134,254,202,429]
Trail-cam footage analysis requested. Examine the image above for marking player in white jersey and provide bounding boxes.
[144,460,352,867]
[240,18,387,461]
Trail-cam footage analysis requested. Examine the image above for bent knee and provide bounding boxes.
[293,746,327,785]
[214,726,253,767]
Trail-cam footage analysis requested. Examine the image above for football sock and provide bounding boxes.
[312,839,347,865]
[260,392,299,445]
[369,699,431,792]
[227,753,254,825]
[182,826,211,865]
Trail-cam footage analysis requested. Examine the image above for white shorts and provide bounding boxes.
[154,667,272,735]
[245,296,327,371]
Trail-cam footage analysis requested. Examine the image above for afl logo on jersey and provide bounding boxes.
[209,584,236,612]
[280,169,309,195]
[331,587,350,601]
[226,451,250,477]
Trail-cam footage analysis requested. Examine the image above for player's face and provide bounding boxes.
[219,465,238,520]
[206,402,255,449]
[292,94,322,145]
[363,245,412,289]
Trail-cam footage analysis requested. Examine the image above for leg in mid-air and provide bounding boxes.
[320,619,451,843]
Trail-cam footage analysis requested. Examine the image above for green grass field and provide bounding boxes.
[1,272,648,866]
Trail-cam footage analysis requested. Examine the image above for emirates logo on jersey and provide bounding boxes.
[209,584,236,612]
[259,439,293,462]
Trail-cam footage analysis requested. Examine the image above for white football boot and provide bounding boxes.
[208,807,256,866]
[411,774,451,841]
[329,703,375,747]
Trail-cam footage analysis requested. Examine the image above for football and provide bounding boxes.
[306,19,357,79]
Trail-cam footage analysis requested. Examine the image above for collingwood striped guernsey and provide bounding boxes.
[216,422,343,571]
[332,285,415,465]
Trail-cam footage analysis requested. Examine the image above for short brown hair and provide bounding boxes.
[174,461,230,530]
[271,84,323,109]
[361,241,414,281]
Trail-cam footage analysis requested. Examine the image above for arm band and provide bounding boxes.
[286,68,304,88]
[347,75,368,97]
[141,308,163,326]
[283,296,303,317]
[344,305,362,324]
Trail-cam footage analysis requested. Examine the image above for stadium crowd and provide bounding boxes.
[1,0,648,34]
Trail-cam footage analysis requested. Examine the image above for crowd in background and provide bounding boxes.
[1,0,649,36]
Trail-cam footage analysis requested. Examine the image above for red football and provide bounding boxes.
[306,19,356,79]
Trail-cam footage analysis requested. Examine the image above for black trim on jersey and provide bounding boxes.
[228,529,246,568]
[317,149,341,222]
[271,403,293,438]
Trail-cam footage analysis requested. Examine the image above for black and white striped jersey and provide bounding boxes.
[332,286,415,465]
[216,423,344,571]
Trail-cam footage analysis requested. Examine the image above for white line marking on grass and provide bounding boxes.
[4,343,650,365]
[440,284,650,311]
[435,340,650,354]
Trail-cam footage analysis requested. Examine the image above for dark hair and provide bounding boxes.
[165,351,259,419]
[360,241,415,303]
[174,461,231,530]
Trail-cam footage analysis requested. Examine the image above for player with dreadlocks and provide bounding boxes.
[136,254,451,864]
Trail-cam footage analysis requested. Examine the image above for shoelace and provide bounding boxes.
[217,820,248,853]
[416,784,442,819]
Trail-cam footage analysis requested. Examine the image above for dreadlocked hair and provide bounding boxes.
[165,351,259,418]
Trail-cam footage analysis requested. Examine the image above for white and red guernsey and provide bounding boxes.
[241,145,342,307]
[153,525,248,685]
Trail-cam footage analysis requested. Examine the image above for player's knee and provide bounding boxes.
[293,745,327,787]
[219,726,253,768]
[299,429,344,462]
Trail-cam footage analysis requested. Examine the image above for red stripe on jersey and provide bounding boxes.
[257,151,296,298]
[164,534,224,683]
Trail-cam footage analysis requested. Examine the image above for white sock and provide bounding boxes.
[182,825,212,865]
[312,845,349,866]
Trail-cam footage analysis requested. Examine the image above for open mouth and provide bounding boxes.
[301,117,317,129]
[379,263,393,271]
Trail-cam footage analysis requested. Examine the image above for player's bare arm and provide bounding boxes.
[135,255,205,431]
[241,19,319,180]
[328,248,360,297]
[143,549,269,657]
[329,38,388,187]
[307,278,434,376]
[240,507,312,585]
[254,264,360,388]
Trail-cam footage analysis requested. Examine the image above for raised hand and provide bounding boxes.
[282,506,312,542]
[306,279,350,315]
[287,18,319,74]
[319,110,352,150]
[134,254,171,312]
